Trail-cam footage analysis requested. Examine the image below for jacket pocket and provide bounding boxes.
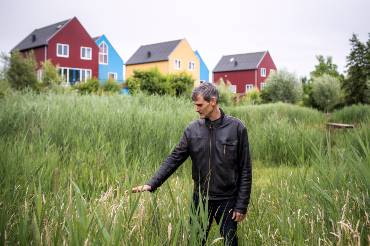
[220,139,238,163]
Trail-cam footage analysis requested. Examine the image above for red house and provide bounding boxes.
[213,51,277,93]
[12,17,98,85]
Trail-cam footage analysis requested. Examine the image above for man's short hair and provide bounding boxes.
[192,83,219,103]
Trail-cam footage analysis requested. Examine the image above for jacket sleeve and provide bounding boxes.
[146,129,190,191]
[234,125,252,214]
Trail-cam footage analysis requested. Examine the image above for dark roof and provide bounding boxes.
[12,19,71,51]
[126,39,182,65]
[213,51,267,72]
[93,36,101,41]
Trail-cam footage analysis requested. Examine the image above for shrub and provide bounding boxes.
[215,78,234,106]
[167,72,194,97]
[6,50,37,90]
[260,70,302,104]
[240,89,261,105]
[127,77,141,95]
[73,78,100,95]
[0,79,12,98]
[102,79,121,94]
[311,74,342,112]
[135,69,172,95]
[41,60,62,87]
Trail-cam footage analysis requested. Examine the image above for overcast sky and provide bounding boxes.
[0,0,369,78]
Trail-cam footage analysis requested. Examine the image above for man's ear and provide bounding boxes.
[210,97,217,106]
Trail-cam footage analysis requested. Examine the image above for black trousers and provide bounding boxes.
[192,193,238,246]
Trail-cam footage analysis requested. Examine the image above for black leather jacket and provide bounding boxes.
[147,109,252,214]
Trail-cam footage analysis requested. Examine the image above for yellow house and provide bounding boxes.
[125,39,200,87]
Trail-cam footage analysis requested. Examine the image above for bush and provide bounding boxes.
[311,74,342,112]
[102,79,121,94]
[260,70,302,104]
[6,50,37,90]
[134,69,172,95]
[167,72,194,97]
[215,78,234,106]
[240,89,261,105]
[41,60,62,87]
[73,78,100,95]
[0,79,12,98]
[127,77,141,95]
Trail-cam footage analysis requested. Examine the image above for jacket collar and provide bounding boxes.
[205,108,225,129]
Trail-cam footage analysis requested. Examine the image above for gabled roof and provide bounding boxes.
[213,51,267,72]
[12,19,71,52]
[126,39,182,65]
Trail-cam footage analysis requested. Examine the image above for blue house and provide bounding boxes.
[195,50,209,83]
[94,35,124,82]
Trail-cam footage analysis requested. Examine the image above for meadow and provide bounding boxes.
[0,92,369,245]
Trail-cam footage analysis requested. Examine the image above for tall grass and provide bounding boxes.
[0,93,369,245]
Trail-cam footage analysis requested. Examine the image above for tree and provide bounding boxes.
[41,60,62,87]
[215,78,234,106]
[342,34,370,105]
[6,51,37,90]
[310,55,343,81]
[167,72,194,97]
[260,69,302,104]
[311,74,342,112]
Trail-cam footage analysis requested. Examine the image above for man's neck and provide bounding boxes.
[208,107,221,121]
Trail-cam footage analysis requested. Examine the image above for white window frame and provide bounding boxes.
[57,43,69,58]
[188,61,195,71]
[229,84,236,93]
[58,67,92,85]
[261,68,266,77]
[174,59,181,70]
[99,42,108,65]
[260,82,267,90]
[108,72,118,80]
[245,84,254,92]
[80,46,92,60]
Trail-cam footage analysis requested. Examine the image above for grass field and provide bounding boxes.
[0,92,369,245]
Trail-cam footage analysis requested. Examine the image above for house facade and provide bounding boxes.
[126,39,200,86]
[195,50,209,83]
[94,35,124,82]
[12,17,98,85]
[213,51,276,93]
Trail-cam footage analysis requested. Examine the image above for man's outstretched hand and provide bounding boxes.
[132,184,152,193]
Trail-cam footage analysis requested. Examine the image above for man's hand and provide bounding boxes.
[232,211,246,222]
[132,184,152,193]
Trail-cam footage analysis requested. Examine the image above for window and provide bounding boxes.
[245,84,254,92]
[108,72,117,81]
[260,82,267,90]
[174,59,181,70]
[57,43,69,57]
[261,68,266,77]
[81,47,92,60]
[188,61,195,70]
[99,42,108,64]
[229,84,236,93]
[58,67,91,85]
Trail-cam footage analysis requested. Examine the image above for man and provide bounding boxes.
[132,83,252,245]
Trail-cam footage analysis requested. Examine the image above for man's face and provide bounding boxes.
[193,94,216,119]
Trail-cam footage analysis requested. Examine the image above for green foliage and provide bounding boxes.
[126,76,141,95]
[0,94,368,244]
[6,50,37,90]
[260,69,302,104]
[101,79,121,94]
[311,74,343,112]
[73,78,100,95]
[41,60,62,87]
[127,69,194,97]
[330,104,370,125]
[0,79,12,98]
[215,78,234,106]
[240,88,261,105]
[310,55,344,81]
[167,72,194,97]
[132,69,172,95]
[342,34,370,105]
